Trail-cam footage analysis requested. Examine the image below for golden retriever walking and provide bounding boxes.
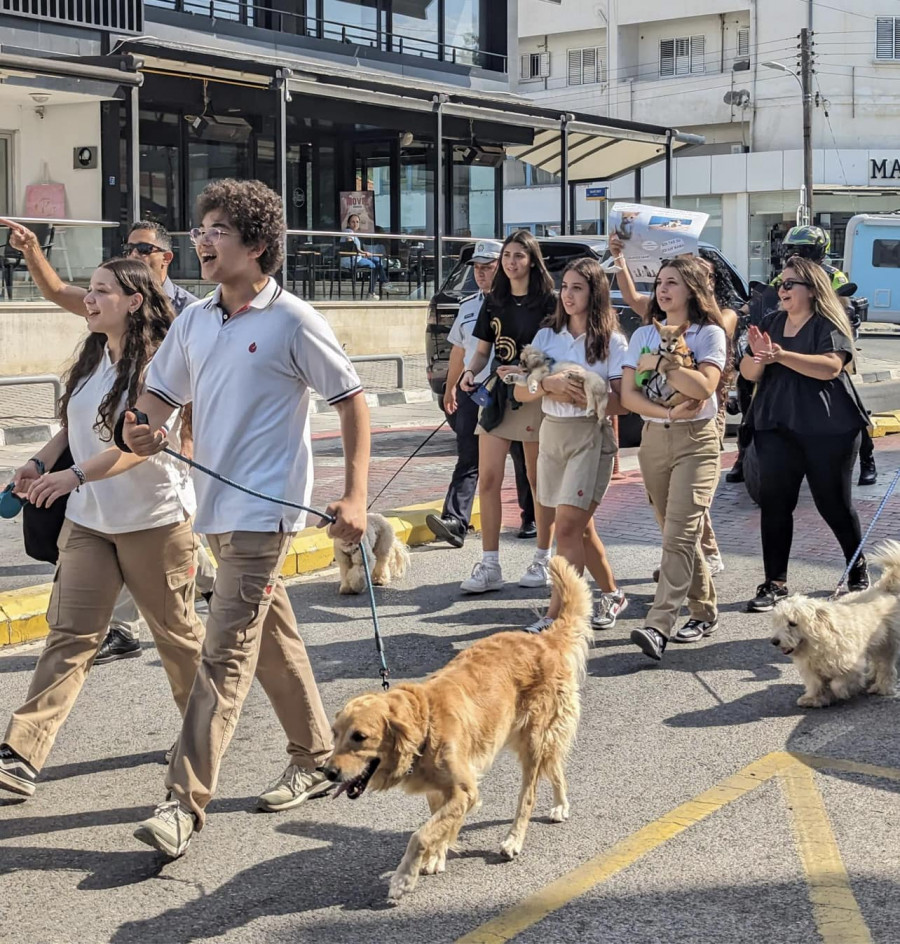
[324,556,593,901]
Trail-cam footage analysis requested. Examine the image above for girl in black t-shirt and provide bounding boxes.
[459,230,557,594]
[741,255,871,613]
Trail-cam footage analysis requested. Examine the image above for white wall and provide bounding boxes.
[518,0,608,40]
[0,99,104,276]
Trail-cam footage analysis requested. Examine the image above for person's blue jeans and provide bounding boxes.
[355,256,388,294]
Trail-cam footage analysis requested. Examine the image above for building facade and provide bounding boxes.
[513,0,900,280]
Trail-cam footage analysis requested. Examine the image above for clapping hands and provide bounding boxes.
[747,325,782,366]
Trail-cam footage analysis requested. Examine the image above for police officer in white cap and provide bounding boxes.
[427,240,535,547]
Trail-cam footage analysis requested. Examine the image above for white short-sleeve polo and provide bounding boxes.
[448,291,491,384]
[623,321,726,423]
[531,327,628,419]
[146,279,363,534]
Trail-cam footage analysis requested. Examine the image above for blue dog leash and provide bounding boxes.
[118,410,390,690]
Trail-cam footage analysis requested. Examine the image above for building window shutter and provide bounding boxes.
[737,26,750,58]
[568,49,583,85]
[598,49,607,83]
[660,38,675,77]
[675,38,691,74]
[690,35,706,74]
[521,52,551,79]
[539,52,551,77]
[582,47,597,83]
[520,54,531,79]
[876,17,895,59]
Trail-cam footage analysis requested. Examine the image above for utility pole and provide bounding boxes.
[800,27,814,222]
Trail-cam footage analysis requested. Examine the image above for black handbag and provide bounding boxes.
[22,446,74,565]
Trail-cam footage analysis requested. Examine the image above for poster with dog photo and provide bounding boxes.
[608,202,708,284]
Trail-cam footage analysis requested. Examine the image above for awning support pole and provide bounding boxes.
[665,133,674,208]
[274,68,292,287]
[433,94,448,290]
[559,114,572,235]
[130,85,140,226]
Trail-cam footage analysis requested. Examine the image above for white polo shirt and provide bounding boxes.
[146,278,363,535]
[531,327,628,419]
[448,291,490,384]
[66,348,195,534]
[623,321,726,423]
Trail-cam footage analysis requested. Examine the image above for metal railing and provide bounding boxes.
[0,374,63,403]
[349,355,404,389]
[147,0,506,71]
[2,0,142,32]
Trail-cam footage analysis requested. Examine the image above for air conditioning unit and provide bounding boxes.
[461,146,506,168]
[733,58,750,72]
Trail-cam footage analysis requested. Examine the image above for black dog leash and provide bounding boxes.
[116,410,390,690]
[366,418,446,511]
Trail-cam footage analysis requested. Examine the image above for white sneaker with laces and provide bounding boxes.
[706,553,725,576]
[133,800,196,857]
[460,562,504,593]
[519,560,550,588]
[523,615,554,634]
[257,764,333,812]
[592,589,629,630]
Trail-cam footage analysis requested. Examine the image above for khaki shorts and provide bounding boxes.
[477,396,543,442]
[537,415,618,510]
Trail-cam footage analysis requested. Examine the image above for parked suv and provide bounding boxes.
[426,236,748,446]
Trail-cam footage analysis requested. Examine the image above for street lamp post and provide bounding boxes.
[763,34,813,223]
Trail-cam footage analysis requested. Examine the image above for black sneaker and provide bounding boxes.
[517,520,537,539]
[0,744,37,797]
[673,617,719,644]
[425,513,466,549]
[95,628,142,666]
[630,626,667,661]
[847,555,870,592]
[857,456,877,486]
[747,581,788,613]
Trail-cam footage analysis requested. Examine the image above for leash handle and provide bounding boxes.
[832,465,900,598]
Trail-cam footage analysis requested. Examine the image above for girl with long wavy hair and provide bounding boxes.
[741,255,871,614]
[620,256,728,661]
[458,230,557,594]
[0,258,204,799]
[513,257,630,633]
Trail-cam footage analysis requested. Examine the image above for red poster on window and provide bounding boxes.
[339,191,375,232]
[24,183,66,219]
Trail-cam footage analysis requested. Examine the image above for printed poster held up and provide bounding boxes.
[608,202,708,282]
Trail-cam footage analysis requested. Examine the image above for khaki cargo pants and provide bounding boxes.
[166,531,333,828]
[5,518,204,771]
[638,419,721,637]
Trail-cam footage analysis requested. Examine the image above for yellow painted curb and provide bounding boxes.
[0,498,481,649]
[870,410,900,438]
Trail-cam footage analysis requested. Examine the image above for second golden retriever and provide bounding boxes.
[324,556,593,901]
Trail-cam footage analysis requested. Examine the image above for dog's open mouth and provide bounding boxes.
[333,757,380,800]
[780,645,795,655]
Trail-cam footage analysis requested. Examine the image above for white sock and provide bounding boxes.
[534,547,551,564]
[482,551,500,567]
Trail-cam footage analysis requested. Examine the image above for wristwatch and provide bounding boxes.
[29,457,45,475]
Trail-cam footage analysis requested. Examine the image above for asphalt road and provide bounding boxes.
[2,529,899,944]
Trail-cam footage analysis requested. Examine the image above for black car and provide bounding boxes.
[425,236,748,446]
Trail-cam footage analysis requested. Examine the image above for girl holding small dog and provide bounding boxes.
[620,257,727,661]
[458,230,557,594]
[510,258,630,633]
[741,255,871,613]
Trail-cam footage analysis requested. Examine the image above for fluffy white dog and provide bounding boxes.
[503,345,609,421]
[334,513,410,595]
[770,541,900,708]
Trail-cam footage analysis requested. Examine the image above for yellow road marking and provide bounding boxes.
[455,752,788,944]
[790,751,900,783]
[781,763,874,944]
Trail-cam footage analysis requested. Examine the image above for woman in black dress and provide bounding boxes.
[741,255,871,612]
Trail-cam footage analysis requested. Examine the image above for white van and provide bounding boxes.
[844,213,900,323]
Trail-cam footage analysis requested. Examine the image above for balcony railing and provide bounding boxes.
[145,0,507,72]
[1,0,142,32]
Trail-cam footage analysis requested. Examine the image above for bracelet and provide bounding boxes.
[29,457,45,475]
[70,465,86,490]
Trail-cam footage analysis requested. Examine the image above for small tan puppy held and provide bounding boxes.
[334,513,410,594]
[503,344,608,421]
[324,557,593,902]
[770,541,900,708]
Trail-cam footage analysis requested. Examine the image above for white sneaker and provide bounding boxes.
[134,800,196,857]
[460,561,504,593]
[519,560,550,588]
[523,615,554,634]
[706,553,726,576]
[257,764,333,812]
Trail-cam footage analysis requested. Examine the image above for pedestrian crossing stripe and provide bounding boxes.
[456,751,900,944]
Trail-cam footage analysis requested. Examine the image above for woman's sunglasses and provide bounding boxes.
[780,279,811,291]
[123,241,166,257]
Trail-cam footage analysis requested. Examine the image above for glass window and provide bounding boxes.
[444,0,479,65]
[392,0,439,59]
[873,240,900,268]
[140,143,181,231]
[451,164,495,237]
[322,0,379,45]
[0,135,10,217]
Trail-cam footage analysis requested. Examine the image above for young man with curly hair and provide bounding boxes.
[120,179,370,857]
